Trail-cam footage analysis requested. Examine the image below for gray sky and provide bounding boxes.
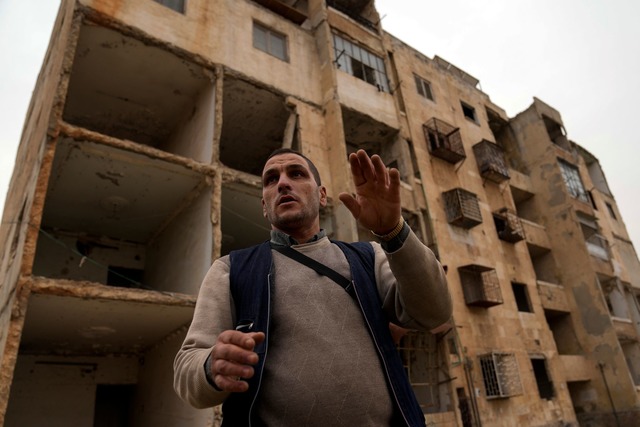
[1,0,639,250]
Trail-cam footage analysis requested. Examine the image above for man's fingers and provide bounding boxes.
[214,374,250,393]
[338,192,361,220]
[212,358,255,379]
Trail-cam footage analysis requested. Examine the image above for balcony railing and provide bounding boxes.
[493,208,525,243]
[423,118,465,163]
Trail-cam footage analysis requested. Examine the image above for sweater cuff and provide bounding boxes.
[204,353,223,391]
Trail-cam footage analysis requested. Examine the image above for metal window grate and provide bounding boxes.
[423,118,465,163]
[479,352,523,399]
[443,188,482,228]
[458,265,503,307]
[472,140,510,183]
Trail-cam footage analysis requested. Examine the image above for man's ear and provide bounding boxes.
[319,186,327,207]
[261,198,267,218]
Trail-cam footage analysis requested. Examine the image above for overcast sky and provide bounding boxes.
[1,0,639,250]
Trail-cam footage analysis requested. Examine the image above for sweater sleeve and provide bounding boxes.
[374,229,452,331]
[173,257,234,408]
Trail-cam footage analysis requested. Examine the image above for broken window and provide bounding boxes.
[578,213,609,260]
[511,282,533,313]
[443,188,482,229]
[458,265,503,308]
[461,101,478,123]
[253,22,288,61]
[153,0,185,13]
[558,159,589,203]
[543,115,571,150]
[479,352,523,399]
[423,118,465,163]
[530,357,554,400]
[333,33,389,92]
[493,208,525,243]
[414,74,434,101]
[473,140,510,183]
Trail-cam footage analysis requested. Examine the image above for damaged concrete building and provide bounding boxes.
[1,0,639,425]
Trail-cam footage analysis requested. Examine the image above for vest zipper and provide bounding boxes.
[352,279,411,427]
[247,272,272,426]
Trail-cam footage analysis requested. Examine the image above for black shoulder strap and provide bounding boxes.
[270,243,356,299]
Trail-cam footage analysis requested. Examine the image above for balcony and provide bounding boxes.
[493,208,525,243]
[521,218,551,256]
[443,188,482,229]
[458,265,503,308]
[423,118,465,163]
[473,140,510,183]
[537,280,569,313]
[559,355,592,382]
[253,0,308,24]
[612,317,638,343]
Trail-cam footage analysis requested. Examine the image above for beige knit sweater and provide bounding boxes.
[174,230,450,425]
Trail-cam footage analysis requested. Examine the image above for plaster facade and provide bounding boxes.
[1,1,639,426]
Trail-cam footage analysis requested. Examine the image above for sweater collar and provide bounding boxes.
[270,229,326,247]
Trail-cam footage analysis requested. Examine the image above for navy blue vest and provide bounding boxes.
[223,240,425,427]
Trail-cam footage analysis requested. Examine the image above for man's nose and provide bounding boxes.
[277,175,292,192]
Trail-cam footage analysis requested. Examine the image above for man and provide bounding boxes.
[174,149,451,426]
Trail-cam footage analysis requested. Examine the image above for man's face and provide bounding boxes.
[261,153,327,234]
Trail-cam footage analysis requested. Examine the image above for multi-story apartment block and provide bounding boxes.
[1,0,639,426]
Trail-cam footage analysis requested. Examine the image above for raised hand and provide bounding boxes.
[338,149,402,235]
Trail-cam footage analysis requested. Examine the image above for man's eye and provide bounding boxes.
[264,175,277,185]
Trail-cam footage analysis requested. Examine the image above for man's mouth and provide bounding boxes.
[277,195,297,205]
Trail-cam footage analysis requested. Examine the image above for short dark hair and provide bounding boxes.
[265,148,322,186]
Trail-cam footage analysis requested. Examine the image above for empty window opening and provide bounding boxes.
[461,101,478,123]
[605,202,617,220]
[253,22,288,61]
[152,0,185,13]
[33,139,212,296]
[530,357,554,400]
[458,265,503,308]
[578,213,609,260]
[94,384,136,427]
[414,74,434,101]
[456,388,475,427]
[511,282,533,312]
[333,33,389,92]
[220,77,291,176]
[544,311,583,355]
[423,118,465,163]
[543,115,570,150]
[62,24,214,161]
[443,188,482,229]
[558,159,589,203]
[479,352,523,399]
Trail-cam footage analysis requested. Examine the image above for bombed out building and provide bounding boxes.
[1,0,640,426]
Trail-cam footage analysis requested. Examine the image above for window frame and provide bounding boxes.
[558,158,589,203]
[332,33,390,92]
[414,74,434,101]
[253,21,289,62]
